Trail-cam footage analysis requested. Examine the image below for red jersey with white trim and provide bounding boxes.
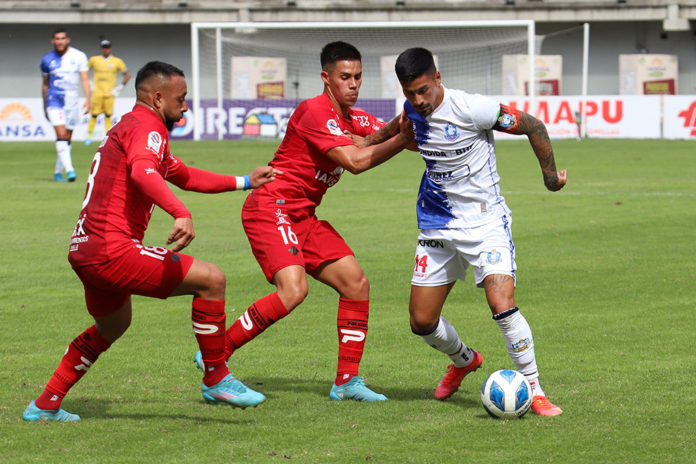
[68,105,189,267]
[256,92,384,212]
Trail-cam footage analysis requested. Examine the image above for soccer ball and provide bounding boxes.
[481,369,532,419]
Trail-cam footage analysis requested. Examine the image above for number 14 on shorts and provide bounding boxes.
[414,254,429,276]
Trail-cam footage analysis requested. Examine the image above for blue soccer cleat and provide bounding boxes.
[194,350,204,370]
[84,139,92,146]
[22,401,81,422]
[201,374,266,409]
[53,173,67,182]
[329,376,388,402]
[66,170,77,182]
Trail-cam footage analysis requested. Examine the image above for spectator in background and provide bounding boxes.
[41,28,91,182]
[85,39,130,145]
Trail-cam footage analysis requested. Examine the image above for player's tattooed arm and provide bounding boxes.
[513,111,567,192]
[361,116,401,147]
[346,116,401,148]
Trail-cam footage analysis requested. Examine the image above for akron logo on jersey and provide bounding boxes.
[326,118,343,136]
[444,122,458,141]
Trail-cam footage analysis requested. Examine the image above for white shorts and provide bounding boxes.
[47,104,80,130]
[411,215,517,287]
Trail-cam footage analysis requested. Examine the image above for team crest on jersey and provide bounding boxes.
[444,122,458,141]
[326,119,343,136]
[498,112,517,129]
[487,249,502,264]
[147,131,163,155]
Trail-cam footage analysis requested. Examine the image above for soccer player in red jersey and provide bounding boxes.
[197,41,412,402]
[23,61,281,422]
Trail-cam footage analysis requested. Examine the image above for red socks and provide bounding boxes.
[192,298,230,387]
[224,292,289,358]
[35,325,110,410]
[335,298,369,386]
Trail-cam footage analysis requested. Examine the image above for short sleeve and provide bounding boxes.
[77,51,89,72]
[466,93,500,131]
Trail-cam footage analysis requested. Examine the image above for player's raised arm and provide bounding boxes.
[493,106,567,192]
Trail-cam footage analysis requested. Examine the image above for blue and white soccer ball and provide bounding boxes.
[481,369,532,419]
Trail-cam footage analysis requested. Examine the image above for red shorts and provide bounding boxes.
[242,193,353,282]
[72,241,194,317]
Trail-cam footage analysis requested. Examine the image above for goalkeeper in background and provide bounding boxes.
[85,39,130,145]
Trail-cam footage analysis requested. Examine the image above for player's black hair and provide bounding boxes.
[135,61,185,92]
[395,47,437,84]
[320,41,362,69]
[52,28,67,38]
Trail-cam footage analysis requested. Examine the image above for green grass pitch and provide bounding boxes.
[1,138,694,463]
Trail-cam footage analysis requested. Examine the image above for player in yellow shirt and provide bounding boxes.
[85,39,130,145]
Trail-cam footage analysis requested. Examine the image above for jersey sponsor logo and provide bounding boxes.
[426,170,453,181]
[275,208,291,226]
[353,115,371,127]
[146,131,162,155]
[487,249,502,264]
[326,118,343,136]
[418,239,444,248]
[419,148,447,158]
[314,167,343,187]
[288,246,299,255]
[144,167,156,175]
[444,122,458,141]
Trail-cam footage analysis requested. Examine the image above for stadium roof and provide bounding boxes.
[0,0,693,31]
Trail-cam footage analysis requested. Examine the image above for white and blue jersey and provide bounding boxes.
[40,47,88,109]
[405,86,511,230]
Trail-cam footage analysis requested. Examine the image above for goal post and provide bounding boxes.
[190,20,536,141]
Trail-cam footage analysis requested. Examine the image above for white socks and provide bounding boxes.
[56,140,74,173]
[493,307,545,397]
[418,316,474,367]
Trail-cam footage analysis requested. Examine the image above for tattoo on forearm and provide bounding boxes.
[517,114,560,188]
[364,117,399,146]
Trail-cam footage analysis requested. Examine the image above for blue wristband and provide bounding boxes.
[243,175,250,190]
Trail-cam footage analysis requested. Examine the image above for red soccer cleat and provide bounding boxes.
[434,350,482,400]
[530,395,563,417]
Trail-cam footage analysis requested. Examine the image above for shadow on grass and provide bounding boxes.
[58,397,259,424]
[240,375,482,409]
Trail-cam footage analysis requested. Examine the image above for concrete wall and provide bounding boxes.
[2,21,694,99]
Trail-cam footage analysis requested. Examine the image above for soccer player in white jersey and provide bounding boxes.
[40,28,91,182]
[360,47,566,416]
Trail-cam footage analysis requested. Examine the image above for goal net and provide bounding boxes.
[190,21,535,140]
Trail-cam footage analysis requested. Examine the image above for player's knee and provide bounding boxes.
[277,281,308,310]
[340,273,370,300]
[204,263,226,299]
[409,311,438,334]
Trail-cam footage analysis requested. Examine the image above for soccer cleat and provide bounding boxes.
[434,350,483,400]
[22,400,81,422]
[329,376,388,402]
[201,373,266,409]
[84,139,92,146]
[530,395,563,417]
[66,170,77,182]
[194,350,204,370]
[53,173,67,182]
